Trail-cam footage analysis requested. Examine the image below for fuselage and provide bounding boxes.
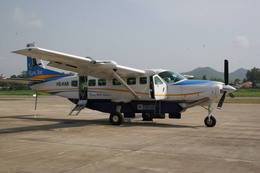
[30,69,224,105]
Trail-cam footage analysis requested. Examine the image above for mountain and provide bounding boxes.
[182,67,247,82]
[230,68,248,81]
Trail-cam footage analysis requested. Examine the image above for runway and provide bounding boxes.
[0,96,259,173]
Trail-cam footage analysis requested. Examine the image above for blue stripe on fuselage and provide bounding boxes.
[173,80,214,85]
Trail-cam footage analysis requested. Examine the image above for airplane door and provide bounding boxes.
[79,76,88,100]
[152,75,167,100]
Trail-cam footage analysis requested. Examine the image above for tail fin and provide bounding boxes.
[27,57,68,80]
[25,43,69,80]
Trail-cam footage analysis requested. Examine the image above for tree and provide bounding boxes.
[0,71,30,90]
[246,67,260,88]
[234,78,241,84]
[202,74,207,80]
[0,74,8,88]
[18,70,27,78]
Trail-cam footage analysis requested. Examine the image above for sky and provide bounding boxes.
[0,0,260,77]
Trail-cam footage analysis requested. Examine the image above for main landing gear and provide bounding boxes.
[203,102,217,127]
[142,113,153,121]
[109,112,123,125]
[109,104,124,125]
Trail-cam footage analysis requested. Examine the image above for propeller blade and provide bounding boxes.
[224,59,229,85]
[217,92,226,109]
[229,93,235,98]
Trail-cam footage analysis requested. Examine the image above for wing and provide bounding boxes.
[13,47,145,79]
[0,77,43,84]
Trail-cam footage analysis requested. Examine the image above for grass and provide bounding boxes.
[0,90,51,96]
[216,89,260,104]
[224,98,260,104]
[231,89,260,97]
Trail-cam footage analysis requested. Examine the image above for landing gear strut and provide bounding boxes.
[203,102,217,127]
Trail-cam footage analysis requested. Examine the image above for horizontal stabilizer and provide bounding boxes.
[0,77,43,84]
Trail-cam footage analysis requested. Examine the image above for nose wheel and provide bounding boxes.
[204,116,216,127]
[203,102,217,127]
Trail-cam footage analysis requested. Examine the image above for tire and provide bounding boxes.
[204,116,216,127]
[109,112,123,125]
[142,113,153,121]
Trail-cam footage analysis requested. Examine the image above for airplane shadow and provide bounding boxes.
[123,120,202,129]
[0,115,109,134]
[0,114,202,134]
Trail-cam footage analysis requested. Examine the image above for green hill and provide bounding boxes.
[182,67,247,82]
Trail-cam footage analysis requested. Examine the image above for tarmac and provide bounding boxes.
[0,96,259,173]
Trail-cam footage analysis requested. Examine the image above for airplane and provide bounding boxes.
[0,43,236,127]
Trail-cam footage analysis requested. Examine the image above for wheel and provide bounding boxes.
[204,116,216,127]
[142,113,153,121]
[109,112,123,125]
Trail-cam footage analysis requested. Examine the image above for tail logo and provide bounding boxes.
[28,69,43,77]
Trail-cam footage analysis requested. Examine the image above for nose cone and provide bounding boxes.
[222,85,236,93]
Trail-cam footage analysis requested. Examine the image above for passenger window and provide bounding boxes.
[127,78,136,85]
[139,77,147,84]
[71,80,78,87]
[98,79,106,86]
[113,78,121,85]
[88,79,96,86]
[154,76,164,85]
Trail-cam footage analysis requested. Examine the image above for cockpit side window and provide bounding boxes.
[154,76,164,85]
[158,71,185,84]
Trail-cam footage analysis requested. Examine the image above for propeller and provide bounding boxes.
[217,60,236,109]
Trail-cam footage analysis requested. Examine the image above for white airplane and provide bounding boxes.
[1,43,236,127]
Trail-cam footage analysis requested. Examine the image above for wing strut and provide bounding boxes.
[112,70,140,100]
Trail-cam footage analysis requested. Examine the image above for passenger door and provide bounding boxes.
[79,76,88,100]
[151,75,167,100]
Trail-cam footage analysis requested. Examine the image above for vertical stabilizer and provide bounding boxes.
[26,43,69,80]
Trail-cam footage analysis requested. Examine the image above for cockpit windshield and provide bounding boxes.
[158,71,185,84]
